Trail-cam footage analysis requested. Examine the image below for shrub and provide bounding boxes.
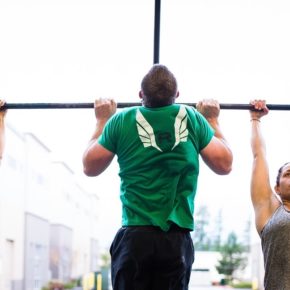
[231,281,252,288]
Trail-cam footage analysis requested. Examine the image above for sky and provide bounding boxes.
[1,0,290,248]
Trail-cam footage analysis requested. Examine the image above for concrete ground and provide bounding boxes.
[190,286,251,290]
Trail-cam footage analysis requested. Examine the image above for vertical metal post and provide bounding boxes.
[153,0,161,64]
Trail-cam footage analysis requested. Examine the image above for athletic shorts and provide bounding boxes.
[110,225,195,290]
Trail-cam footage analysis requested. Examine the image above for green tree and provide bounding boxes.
[100,252,111,268]
[215,231,247,283]
[192,205,211,250]
[211,209,223,251]
[242,217,252,252]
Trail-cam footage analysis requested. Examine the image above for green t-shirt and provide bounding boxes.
[98,104,214,231]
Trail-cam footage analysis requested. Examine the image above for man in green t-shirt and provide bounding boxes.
[83,64,233,290]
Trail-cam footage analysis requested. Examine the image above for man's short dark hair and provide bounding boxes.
[141,64,178,108]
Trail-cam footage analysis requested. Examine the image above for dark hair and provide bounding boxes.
[141,64,178,108]
[276,162,290,186]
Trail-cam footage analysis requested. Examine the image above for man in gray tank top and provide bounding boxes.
[249,99,290,290]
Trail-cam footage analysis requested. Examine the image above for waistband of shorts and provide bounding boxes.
[122,224,190,233]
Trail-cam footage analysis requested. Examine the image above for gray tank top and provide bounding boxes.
[261,205,290,290]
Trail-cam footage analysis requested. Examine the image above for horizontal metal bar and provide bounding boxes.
[2,103,95,109]
[1,102,290,110]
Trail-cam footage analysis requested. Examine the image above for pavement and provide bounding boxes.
[191,285,225,289]
[190,286,251,290]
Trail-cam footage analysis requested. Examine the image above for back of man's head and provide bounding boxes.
[141,64,178,108]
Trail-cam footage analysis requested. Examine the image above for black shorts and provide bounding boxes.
[110,225,195,290]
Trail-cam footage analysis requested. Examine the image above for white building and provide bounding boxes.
[0,123,101,290]
[0,124,26,290]
[189,248,262,288]
[189,251,223,287]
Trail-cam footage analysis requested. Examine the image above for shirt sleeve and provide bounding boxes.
[187,106,215,151]
[196,111,215,150]
[98,113,120,153]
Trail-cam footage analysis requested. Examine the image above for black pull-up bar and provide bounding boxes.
[1,102,290,110]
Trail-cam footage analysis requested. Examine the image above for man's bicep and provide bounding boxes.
[200,137,232,175]
[83,142,115,177]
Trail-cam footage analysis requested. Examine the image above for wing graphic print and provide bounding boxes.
[136,110,162,152]
[172,106,188,150]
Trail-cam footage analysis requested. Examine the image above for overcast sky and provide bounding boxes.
[1,0,290,247]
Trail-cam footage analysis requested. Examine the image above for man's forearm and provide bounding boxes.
[207,118,230,147]
[89,119,107,142]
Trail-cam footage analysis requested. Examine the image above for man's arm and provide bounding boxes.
[196,99,233,175]
[249,100,280,233]
[0,100,7,164]
[82,98,117,176]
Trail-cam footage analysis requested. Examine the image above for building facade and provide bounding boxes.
[0,123,101,290]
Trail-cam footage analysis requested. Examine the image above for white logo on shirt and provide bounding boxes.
[136,106,188,152]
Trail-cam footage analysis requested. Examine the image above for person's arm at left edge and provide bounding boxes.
[82,98,117,177]
[0,100,7,165]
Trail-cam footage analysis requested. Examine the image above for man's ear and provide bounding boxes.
[139,90,143,100]
[175,91,180,99]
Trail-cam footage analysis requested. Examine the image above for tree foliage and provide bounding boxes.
[215,231,247,281]
[192,206,223,251]
[100,252,111,268]
[192,205,211,250]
